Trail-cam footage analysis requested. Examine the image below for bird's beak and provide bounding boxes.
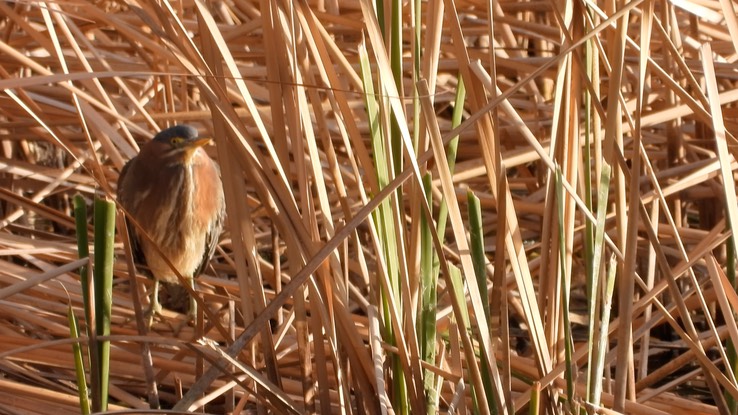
[189,138,212,148]
[183,138,212,163]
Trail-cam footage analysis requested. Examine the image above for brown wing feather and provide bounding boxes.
[193,203,225,277]
[192,160,225,278]
[117,156,149,274]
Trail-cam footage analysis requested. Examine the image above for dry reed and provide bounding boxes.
[0,0,737,414]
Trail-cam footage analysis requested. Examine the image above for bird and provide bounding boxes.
[117,124,225,325]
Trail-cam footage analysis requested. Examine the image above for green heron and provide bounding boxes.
[117,124,225,324]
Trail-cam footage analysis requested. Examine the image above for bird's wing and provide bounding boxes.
[117,158,149,274]
[122,216,148,272]
[192,158,226,278]
[194,201,225,278]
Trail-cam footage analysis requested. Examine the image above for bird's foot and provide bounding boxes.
[145,300,163,328]
[167,294,198,336]
[167,317,190,336]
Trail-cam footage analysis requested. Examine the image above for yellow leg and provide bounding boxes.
[188,277,197,321]
[169,279,197,335]
[146,279,162,328]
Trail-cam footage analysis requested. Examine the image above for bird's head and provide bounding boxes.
[152,124,212,165]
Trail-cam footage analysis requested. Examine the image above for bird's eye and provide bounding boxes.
[170,137,184,145]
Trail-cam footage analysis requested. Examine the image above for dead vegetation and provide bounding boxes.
[1,0,738,414]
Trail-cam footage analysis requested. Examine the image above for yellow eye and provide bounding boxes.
[170,137,184,145]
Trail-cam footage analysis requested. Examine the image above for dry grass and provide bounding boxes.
[1,0,738,414]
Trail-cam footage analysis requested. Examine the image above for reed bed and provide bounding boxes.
[0,0,737,414]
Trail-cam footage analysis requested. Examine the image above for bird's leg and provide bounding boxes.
[146,279,162,327]
[188,276,197,321]
[166,278,198,335]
